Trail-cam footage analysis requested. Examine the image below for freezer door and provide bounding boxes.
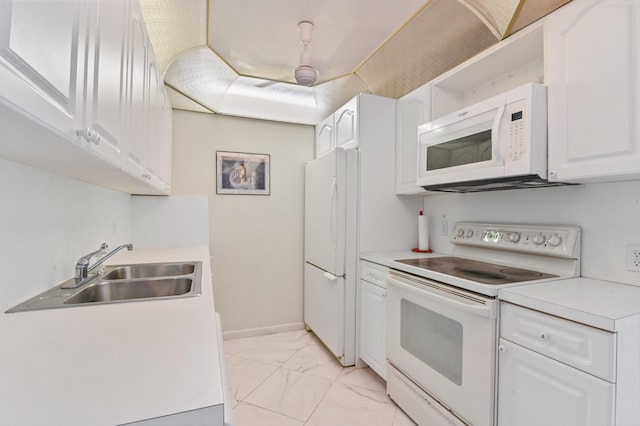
[304,262,345,358]
[304,148,347,276]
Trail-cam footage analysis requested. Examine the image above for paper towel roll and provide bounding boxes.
[418,213,429,251]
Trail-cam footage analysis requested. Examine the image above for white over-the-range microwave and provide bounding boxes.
[417,82,570,192]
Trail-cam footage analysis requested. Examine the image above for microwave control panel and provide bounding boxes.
[506,99,527,162]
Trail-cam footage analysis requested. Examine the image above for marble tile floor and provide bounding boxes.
[224,330,417,426]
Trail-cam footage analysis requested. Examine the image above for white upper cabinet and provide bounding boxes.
[315,96,358,158]
[396,84,431,194]
[334,96,358,150]
[82,0,130,168]
[546,0,640,183]
[315,113,334,157]
[0,0,171,195]
[0,0,82,138]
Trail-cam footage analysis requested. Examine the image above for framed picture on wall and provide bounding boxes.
[216,151,270,195]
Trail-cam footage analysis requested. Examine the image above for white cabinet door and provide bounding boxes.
[125,6,150,182]
[546,0,640,183]
[396,98,424,194]
[0,0,82,139]
[498,339,615,426]
[334,97,358,149]
[359,279,386,379]
[315,114,334,158]
[82,0,129,168]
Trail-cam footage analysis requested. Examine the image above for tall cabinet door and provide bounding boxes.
[498,339,615,426]
[546,0,640,183]
[0,0,82,138]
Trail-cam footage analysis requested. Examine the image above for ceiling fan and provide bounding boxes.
[294,21,318,86]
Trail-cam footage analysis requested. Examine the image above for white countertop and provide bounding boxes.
[499,277,640,332]
[0,247,224,425]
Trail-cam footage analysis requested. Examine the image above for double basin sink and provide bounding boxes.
[6,261,202,313]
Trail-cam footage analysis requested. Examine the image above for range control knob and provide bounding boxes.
[465,229,474,238]
[456,228,465,238]
[548,234,563,247]
[509,232,521,243]
[532,234,546,245]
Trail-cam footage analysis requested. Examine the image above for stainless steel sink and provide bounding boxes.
[5,261,202,313]
[102,263,195,280]
[64,278,193,304]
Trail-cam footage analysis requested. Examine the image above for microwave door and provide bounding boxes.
[417,107,506,186]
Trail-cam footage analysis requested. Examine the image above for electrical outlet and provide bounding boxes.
[627,245,640,272]
[440,220,448,236]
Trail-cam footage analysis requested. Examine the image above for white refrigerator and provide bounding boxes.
[304,147,358,366]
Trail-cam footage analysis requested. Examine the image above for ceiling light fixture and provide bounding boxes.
[294,21,318,86]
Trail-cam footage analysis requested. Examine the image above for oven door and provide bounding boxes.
[387,270,498,426]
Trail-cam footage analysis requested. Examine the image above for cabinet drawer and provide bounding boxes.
[500,302,616,382]
[360,260,388,288]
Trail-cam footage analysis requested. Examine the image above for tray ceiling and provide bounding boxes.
[140,0,571,125]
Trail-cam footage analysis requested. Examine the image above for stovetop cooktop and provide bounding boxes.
[395,256,557,285]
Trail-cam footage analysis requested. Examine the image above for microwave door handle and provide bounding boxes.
[491,105,506,165]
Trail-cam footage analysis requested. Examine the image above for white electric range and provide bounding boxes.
[383,222,581,426]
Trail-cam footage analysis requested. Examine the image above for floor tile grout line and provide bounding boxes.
[236,400,307,424]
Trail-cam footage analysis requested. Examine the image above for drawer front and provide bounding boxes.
[360,260,388,288]
[500,302,616,382]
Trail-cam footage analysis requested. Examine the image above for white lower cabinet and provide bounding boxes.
[498,338,614,426]
[359,260,387,379]
[498,302,616,426]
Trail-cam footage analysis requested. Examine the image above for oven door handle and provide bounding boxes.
[388,274,497,319]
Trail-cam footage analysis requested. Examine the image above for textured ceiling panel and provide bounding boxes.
[139,0,207,73]
[508,0,572,35]
[164,47,238,110]
[356,0,498,99]
[459,0,520,38]
[312,75,370,119]
[207,0,427,84]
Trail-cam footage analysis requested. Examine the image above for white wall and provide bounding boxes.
[132,195,209,248]
[424,180,640,285]
[0,158,132,312]
[171,110,314,336]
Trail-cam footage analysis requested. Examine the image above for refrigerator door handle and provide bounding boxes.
[323,271,338,281]
[329,176,337,248]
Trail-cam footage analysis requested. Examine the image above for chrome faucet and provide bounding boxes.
[62,243,133,289]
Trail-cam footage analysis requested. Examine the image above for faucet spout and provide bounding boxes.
[62,243,133,289]
[87,244,133,274]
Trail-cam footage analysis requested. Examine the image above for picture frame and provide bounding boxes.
[216,151,270,195]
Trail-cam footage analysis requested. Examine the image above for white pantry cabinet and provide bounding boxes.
[359,260,388,379]
[0,0,171,195]
[546,0,640,183]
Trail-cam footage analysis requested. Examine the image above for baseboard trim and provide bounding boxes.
[222,322,306,340]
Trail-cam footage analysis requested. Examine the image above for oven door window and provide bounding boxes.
[401,299,463,385]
